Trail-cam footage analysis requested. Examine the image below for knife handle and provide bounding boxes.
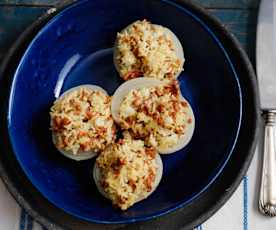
[259,111,276,216]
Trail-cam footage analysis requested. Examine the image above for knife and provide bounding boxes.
[257,0,276,217]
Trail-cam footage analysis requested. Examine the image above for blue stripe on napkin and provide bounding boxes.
[196,225,203,230]
[243,176,248,230]
[19,210,34,230]
[19,210,26,230]
[26,214,33,230]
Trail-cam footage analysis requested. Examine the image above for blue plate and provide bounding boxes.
[7,0,242,224]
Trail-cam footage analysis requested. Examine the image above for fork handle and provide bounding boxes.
[259,110,276,216]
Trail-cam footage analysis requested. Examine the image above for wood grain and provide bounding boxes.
[0,0,58,6]
[194,0,259,9]
[0,6,49,60]
[0,2,258,61]
[0,0,260,8]
[210,9,257,59]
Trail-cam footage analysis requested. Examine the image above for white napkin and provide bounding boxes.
[1,140,275,230]
[199,143,276,230]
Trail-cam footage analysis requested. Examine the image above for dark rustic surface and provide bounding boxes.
[0,0,259,61]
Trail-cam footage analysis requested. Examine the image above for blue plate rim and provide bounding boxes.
[6,0,245,225]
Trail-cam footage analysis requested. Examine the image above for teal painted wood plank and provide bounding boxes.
[209,9,257,24]
[0,6,49,60]
[194,0,259,9]
[0,0,58,5]
[209,9,257,59]
[0,0,260,9]
[0,7,256,61]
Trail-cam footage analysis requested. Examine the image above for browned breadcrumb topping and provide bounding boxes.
[115,20,183,80]
[119,81,193,151]
[50,87,116,154]
[96,133,158,210]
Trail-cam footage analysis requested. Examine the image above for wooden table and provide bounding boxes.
[0,0,259,64]
[0,0,259,228]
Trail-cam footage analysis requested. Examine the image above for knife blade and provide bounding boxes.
[257,0,276,217]
[257,0,276,110]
